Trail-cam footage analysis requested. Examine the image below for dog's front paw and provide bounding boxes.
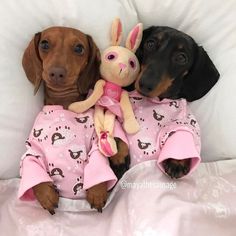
[162,158,191,179]
[86,182,107,213]
[33,182,59,215]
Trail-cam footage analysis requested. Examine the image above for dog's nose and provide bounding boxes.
[49,67,67,83]
[139,80,153,94]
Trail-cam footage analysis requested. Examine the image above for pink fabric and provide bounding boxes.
[158,131,200,174]
[103,81,122,101]
[97,81,123,117]
[126,91,201,176]
[18,105,119,201]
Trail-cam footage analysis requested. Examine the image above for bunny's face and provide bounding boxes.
[100,46,140,87]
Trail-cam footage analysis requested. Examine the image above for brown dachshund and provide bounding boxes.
[23,26,100,108]
[135,26,219,178]
[22,26,129,214]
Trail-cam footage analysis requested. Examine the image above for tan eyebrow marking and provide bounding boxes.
[178,44,184,49]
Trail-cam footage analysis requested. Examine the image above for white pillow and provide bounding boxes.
[0,0,138,179]
[1,0,236,179]
[132,0,236,162]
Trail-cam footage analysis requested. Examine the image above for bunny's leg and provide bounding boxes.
[94,105,105,135]
[104,110,115,135]
[96,109,118,157]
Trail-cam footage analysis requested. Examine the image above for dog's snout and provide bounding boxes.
[49,67,67,83]
[139,80,153,93]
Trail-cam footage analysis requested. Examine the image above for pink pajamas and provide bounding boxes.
[18,105,123,201]
[126,91,201,175]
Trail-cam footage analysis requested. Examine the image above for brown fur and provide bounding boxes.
[148,76,173,98]
[110,138,129,165]
[22,26,108,214]
[136,71,174,98]
[22,26,100,108]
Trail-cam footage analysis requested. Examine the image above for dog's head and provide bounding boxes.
[135,26,219,101]
[22,26,100,105]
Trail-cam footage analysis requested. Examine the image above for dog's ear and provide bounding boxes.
[180,46,220,102]
[78,35,101,98]
[22,32,42,95]
[135,26,156,63]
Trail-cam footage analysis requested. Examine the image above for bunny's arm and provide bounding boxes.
[69,80,106,113]
[120,90,140,134]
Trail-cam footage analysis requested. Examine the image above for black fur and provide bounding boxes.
[135,26,220,178]
[136,26,220,101]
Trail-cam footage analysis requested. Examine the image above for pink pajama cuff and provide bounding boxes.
[18,157,53,201]
[157,130,201,177]
[83,156,117,191]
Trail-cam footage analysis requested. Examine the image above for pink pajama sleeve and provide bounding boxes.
[157,130,201,176]
[18,122,52,201]
[83,137,117,190]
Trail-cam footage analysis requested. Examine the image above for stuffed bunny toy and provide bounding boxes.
[69,18,143,157]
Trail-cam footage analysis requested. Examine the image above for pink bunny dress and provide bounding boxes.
[96,81,123,117]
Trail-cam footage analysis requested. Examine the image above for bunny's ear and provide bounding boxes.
[126,23,143,53]
[111,18,122,46]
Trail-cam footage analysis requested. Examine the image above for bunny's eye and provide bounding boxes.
[129,58,136,69]
[105,52,118,61]
[108,54,115,60]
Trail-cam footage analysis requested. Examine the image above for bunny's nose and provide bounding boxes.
[119,63,127,70]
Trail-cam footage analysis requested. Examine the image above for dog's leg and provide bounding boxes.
[86,182,107,213]
[33,182,59,215]
[162,158,191,179]
[109,138,130,180]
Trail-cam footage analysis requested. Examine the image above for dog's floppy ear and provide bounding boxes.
[22,32,42,95]
[78,35,101,98]
[136,26,156,63]
[180,46,220,102]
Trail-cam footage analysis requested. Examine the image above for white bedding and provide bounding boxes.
[0,159,235,236]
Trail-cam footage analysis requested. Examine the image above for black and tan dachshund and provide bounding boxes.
[134,26,219,178]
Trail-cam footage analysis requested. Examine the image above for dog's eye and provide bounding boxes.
[39,40,50,51]
[74,44,85,55]
[105,52,118,61]
[145,39,156,50]
[129,58,136,69]
[174,53,188,65]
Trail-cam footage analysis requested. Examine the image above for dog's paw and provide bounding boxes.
[162,158,191,179]
[86,182,107,213]
[33,182,59,215]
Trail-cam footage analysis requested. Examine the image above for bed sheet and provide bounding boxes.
[0,159,235,236]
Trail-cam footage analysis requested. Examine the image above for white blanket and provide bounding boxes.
[0,159,236,236]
